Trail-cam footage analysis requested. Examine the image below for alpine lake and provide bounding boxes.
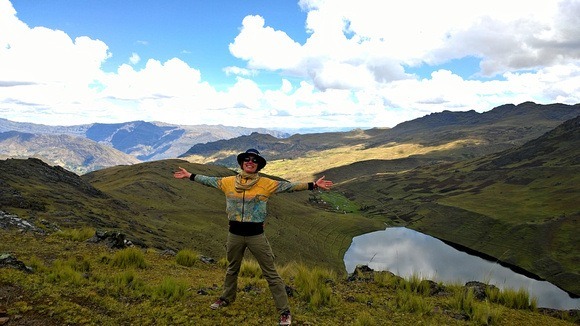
[344,227,579,310]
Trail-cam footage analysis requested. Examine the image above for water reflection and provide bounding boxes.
[344,227,579,310]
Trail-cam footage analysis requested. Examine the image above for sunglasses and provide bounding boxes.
[243,157,259,163]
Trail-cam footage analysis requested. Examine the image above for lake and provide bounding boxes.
[344,227,579,310]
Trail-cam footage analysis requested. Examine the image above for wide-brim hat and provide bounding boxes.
[236,148,267,171]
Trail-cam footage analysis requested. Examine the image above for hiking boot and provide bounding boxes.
[210,298,228,310]
[279,311,292,325]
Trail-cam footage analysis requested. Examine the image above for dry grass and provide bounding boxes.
[1,229,575,326]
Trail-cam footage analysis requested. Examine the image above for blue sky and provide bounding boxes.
[1,0,579,130]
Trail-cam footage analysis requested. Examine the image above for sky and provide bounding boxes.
[1,0,579,131]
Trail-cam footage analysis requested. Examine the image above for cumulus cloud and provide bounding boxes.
[0,0,578,130]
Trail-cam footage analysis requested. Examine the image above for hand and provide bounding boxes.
[315,176,333,190]
[173,167,192,179]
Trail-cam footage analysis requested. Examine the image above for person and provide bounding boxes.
[173,148,333,326]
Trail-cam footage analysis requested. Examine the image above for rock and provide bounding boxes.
[160,249,177,256]
[0,211,44,233]
[419,279,446,296]
[464,281,498,300]
[87,230,130,249]
[285,285,296,297]
[0,254,33,273]
[346,265,375,282]
[200,256,215,264]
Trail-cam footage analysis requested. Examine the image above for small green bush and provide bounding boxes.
[67,256,91,273]
[113,270,145,291]
[392,290,433,316]
[471,301,502,326]
[26,256,48,273]
[111,247,147,269]
[46,260,84,285]
[152,277,188,301]
[240,259,262,278]
[399,273,432,295]
[53,227,95,241]
[354,311,377,326]
[175,249,199,267]
[373,271,400,288]
[494,287,537,311]
[294,264,336,309]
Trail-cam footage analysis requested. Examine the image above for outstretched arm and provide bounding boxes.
[314,175,333,190]
[173,166,192,179]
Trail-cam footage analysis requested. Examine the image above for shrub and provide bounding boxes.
[240,259,262,278]
[26,256,48,273]
[175,249,199,267]
[293,264,336,309]
[113,270,145,291]
[373,271,401,288]
[493,287,537,311]
[399,273,432,295]
[67,256,91,273]
[53,227,95,241]
[111,247,147,269]
[392,290,433,316]
[217,257,228,268]
[452,287,503,324]
[152,277,188,301]
[471,302,502,325]
[46,259,84,285]
[354,311,377,326]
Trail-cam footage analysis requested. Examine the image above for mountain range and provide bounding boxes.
[179,102,580,172]
[0,118,288,174]
[1,101,579,297]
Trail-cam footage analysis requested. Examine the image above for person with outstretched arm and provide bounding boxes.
[173,148,333,326]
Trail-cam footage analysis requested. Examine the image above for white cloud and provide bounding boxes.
[0,0,578,130]
[129,53,140,65]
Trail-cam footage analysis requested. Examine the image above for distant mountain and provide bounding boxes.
[82,121,289,160]
[0,119,289,173]
[180,102,580,169]
[0,131,140,175]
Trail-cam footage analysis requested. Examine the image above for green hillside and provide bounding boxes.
[334,116,580,296]
[0,158,384,274]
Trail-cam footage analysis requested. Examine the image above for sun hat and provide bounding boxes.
[236,148,267,171]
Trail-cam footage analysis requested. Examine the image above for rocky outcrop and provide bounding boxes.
[0,254,32,273]
[0,211,44,233]
[86,230,133,249]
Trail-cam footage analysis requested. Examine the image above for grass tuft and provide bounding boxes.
[293,263,337,309]
[111,247,147,269]
[52,227,96,241]
[240,259,262,278]
[152,277,188,301]
[175,249,199,267]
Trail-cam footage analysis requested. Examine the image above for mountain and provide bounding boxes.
[0,131,140,175]
[180,102,580,174]
[0,119,289,173]
[0,114,578,302]
[82,121,289,160]
[333,115,580,296]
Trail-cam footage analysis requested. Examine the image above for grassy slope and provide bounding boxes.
[82,159,385,274]
[1,229,575,325]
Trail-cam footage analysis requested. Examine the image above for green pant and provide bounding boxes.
[221,232,289,314]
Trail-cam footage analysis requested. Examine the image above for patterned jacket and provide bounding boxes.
[192,174,314,223]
